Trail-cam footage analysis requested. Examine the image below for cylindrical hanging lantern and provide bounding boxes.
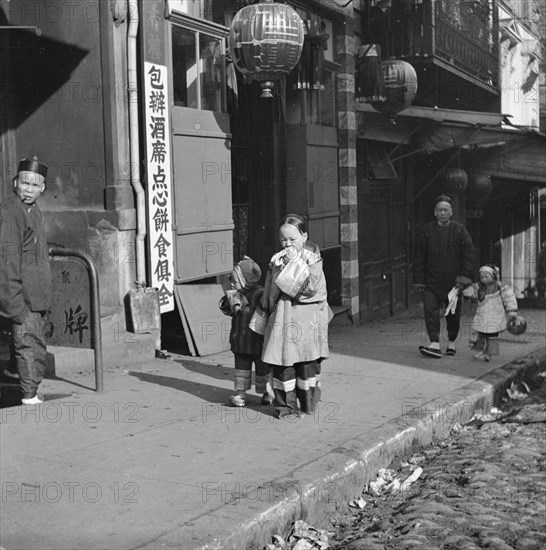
[228,0,305,98]
[371,59,418,116]
[467,173,493,203]
[440,167,468,194]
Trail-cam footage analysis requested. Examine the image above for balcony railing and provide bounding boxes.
[364,0,499,91]
[432,0,498,88]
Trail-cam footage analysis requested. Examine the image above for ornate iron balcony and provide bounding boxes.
[362,0,499,93]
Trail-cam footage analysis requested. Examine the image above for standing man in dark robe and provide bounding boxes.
[413,195,475,358]
[0,157,51,404]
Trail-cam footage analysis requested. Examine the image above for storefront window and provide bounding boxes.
[199,33,223,112]
[166,0,215,21]
[287,6,337,127]
[172,26,198,108]
[171,23,226,112]
[305,68,336,126]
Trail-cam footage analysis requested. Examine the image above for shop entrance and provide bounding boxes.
[168,17,233,355]
[357,142,410,321]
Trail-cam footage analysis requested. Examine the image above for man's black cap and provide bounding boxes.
[434,194,452,206]
[17,156,48,178]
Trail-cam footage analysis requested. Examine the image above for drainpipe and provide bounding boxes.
[127,0,146,288]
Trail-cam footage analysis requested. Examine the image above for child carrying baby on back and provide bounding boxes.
[219,256,273,407]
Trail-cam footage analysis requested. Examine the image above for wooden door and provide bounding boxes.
[358,144,410,321]
[359,185,392,320]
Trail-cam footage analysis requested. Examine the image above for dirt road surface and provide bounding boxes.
[329,374,546,550]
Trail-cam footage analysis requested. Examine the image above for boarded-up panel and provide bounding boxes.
[307,145,339,215]
[175,230,233,281]
[171,108,234,281]
[324,215,340,249]
[174,284,231,356]
[285,124,340,254]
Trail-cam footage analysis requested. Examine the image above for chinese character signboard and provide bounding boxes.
[46,260,91,348]
[143,62,175,312]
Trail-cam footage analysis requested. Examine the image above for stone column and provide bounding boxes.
[337,19,360,324]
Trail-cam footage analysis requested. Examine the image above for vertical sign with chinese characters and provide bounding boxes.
[144,62,175,312]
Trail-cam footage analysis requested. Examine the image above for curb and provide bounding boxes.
[193,348,546,550]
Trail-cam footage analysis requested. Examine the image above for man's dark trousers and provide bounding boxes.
[422,288,462,343]
[12,311,47,399]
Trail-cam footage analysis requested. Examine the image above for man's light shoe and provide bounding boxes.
[21,395,43,405]
[419,345,442,359]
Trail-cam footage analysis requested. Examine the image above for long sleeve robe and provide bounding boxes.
[261,242,329,366]
[413,220,475,300]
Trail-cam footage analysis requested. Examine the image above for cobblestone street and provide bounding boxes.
[330,375,546,550]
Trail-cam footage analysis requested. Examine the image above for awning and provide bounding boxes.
[356,104,546,183]
[477,134,545,182]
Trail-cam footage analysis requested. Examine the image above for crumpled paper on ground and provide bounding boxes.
[366,467,423,496]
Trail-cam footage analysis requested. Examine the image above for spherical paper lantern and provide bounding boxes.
[371,59,418,116]
[228,0,305,98]
[441,167,468,194]
[467,173,492,203]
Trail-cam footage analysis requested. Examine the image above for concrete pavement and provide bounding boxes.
[0,304,545,550]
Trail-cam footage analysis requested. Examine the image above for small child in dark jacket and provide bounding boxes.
[220,256,273,407]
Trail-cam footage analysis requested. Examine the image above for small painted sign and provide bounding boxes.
[46,260,91,348]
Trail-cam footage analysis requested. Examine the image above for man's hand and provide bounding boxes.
[508,311,518,319]
[462,286,475,298]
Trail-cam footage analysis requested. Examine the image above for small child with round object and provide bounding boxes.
[463,264,518,361]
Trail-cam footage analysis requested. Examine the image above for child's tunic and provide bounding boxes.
[261,244,329,366]
[465,283,517,334]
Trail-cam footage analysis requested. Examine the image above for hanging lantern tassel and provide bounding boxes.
[356,44,386,103]
[228,0,305,99]
[371,59,418,117]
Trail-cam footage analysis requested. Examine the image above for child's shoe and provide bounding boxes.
[228,395,245,407]
[261,393,273,405]
[473,351,490,361]
[277,410,303,420]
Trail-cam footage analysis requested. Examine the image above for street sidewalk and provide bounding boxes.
[0,306,545,550]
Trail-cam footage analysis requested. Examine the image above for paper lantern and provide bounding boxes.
[441,167,468,194]
[228,0,305,98]
[467,173,493,203]
[371,59,418,116]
